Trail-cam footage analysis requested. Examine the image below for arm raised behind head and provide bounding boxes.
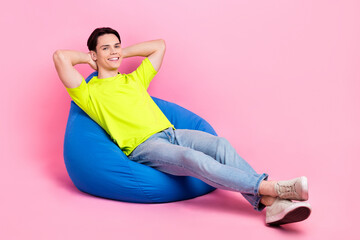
[53,50,97,88]
[122,39,166,72]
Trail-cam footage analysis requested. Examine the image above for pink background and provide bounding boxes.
[1,0,359,239]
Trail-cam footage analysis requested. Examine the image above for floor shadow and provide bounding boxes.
[265,223,305,234]
[178,190,262,218]
[52,168,80,194]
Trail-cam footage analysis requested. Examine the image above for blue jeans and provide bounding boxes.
[128,127,269,211]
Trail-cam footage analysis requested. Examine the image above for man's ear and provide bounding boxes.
[90,51,97,61]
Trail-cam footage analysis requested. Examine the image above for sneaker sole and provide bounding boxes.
[266,203,311,225]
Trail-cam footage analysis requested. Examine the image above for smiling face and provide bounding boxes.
[90,33,123,72]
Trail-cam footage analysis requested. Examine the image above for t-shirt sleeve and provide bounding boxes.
[65,77,90,111]
[131,57,158,89]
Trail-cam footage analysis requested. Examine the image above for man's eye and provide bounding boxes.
[115,45,120,48]
[103,48,107,50]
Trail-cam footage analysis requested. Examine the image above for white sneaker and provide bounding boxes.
[275,176,309,201]
[266,197,312,225]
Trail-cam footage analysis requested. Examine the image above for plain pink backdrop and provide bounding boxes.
[1,0,359,239]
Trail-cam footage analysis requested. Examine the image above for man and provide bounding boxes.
[53,27,311,225]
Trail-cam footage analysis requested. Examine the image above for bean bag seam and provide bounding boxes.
[125,161,154,202]
[194,119,202,130]
[66,102,79,129]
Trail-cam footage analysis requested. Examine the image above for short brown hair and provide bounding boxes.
[87,27,121,52]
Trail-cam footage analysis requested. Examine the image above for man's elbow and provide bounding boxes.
[53,50,66,63]
[158,39,166,51]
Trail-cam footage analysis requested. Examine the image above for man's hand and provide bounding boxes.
[88,52,98,71]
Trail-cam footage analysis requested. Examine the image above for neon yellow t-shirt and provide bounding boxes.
[65,57,175,156]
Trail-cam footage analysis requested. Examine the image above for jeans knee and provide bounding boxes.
[218,137,231,148]
[180,149,195,162]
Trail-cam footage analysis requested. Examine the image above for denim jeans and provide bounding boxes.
[128,127,269,211]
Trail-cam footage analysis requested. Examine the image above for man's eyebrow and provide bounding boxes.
[100,43,121,48]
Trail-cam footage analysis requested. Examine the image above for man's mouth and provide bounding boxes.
[108,57,119,61]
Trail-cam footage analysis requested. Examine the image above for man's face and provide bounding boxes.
[91,34,123,71]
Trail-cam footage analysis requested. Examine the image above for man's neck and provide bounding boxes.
[97,69,119,79]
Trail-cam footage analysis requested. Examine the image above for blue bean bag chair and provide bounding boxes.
[63,72,217,203]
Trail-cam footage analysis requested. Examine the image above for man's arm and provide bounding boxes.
[53,50,97,88]
[122,39,166,72]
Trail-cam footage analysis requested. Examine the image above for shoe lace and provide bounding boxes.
[278,183,296,195]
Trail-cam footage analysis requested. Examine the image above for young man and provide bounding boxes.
[53,27,311,225]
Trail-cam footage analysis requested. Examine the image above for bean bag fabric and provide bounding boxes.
[63,72,217,203]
